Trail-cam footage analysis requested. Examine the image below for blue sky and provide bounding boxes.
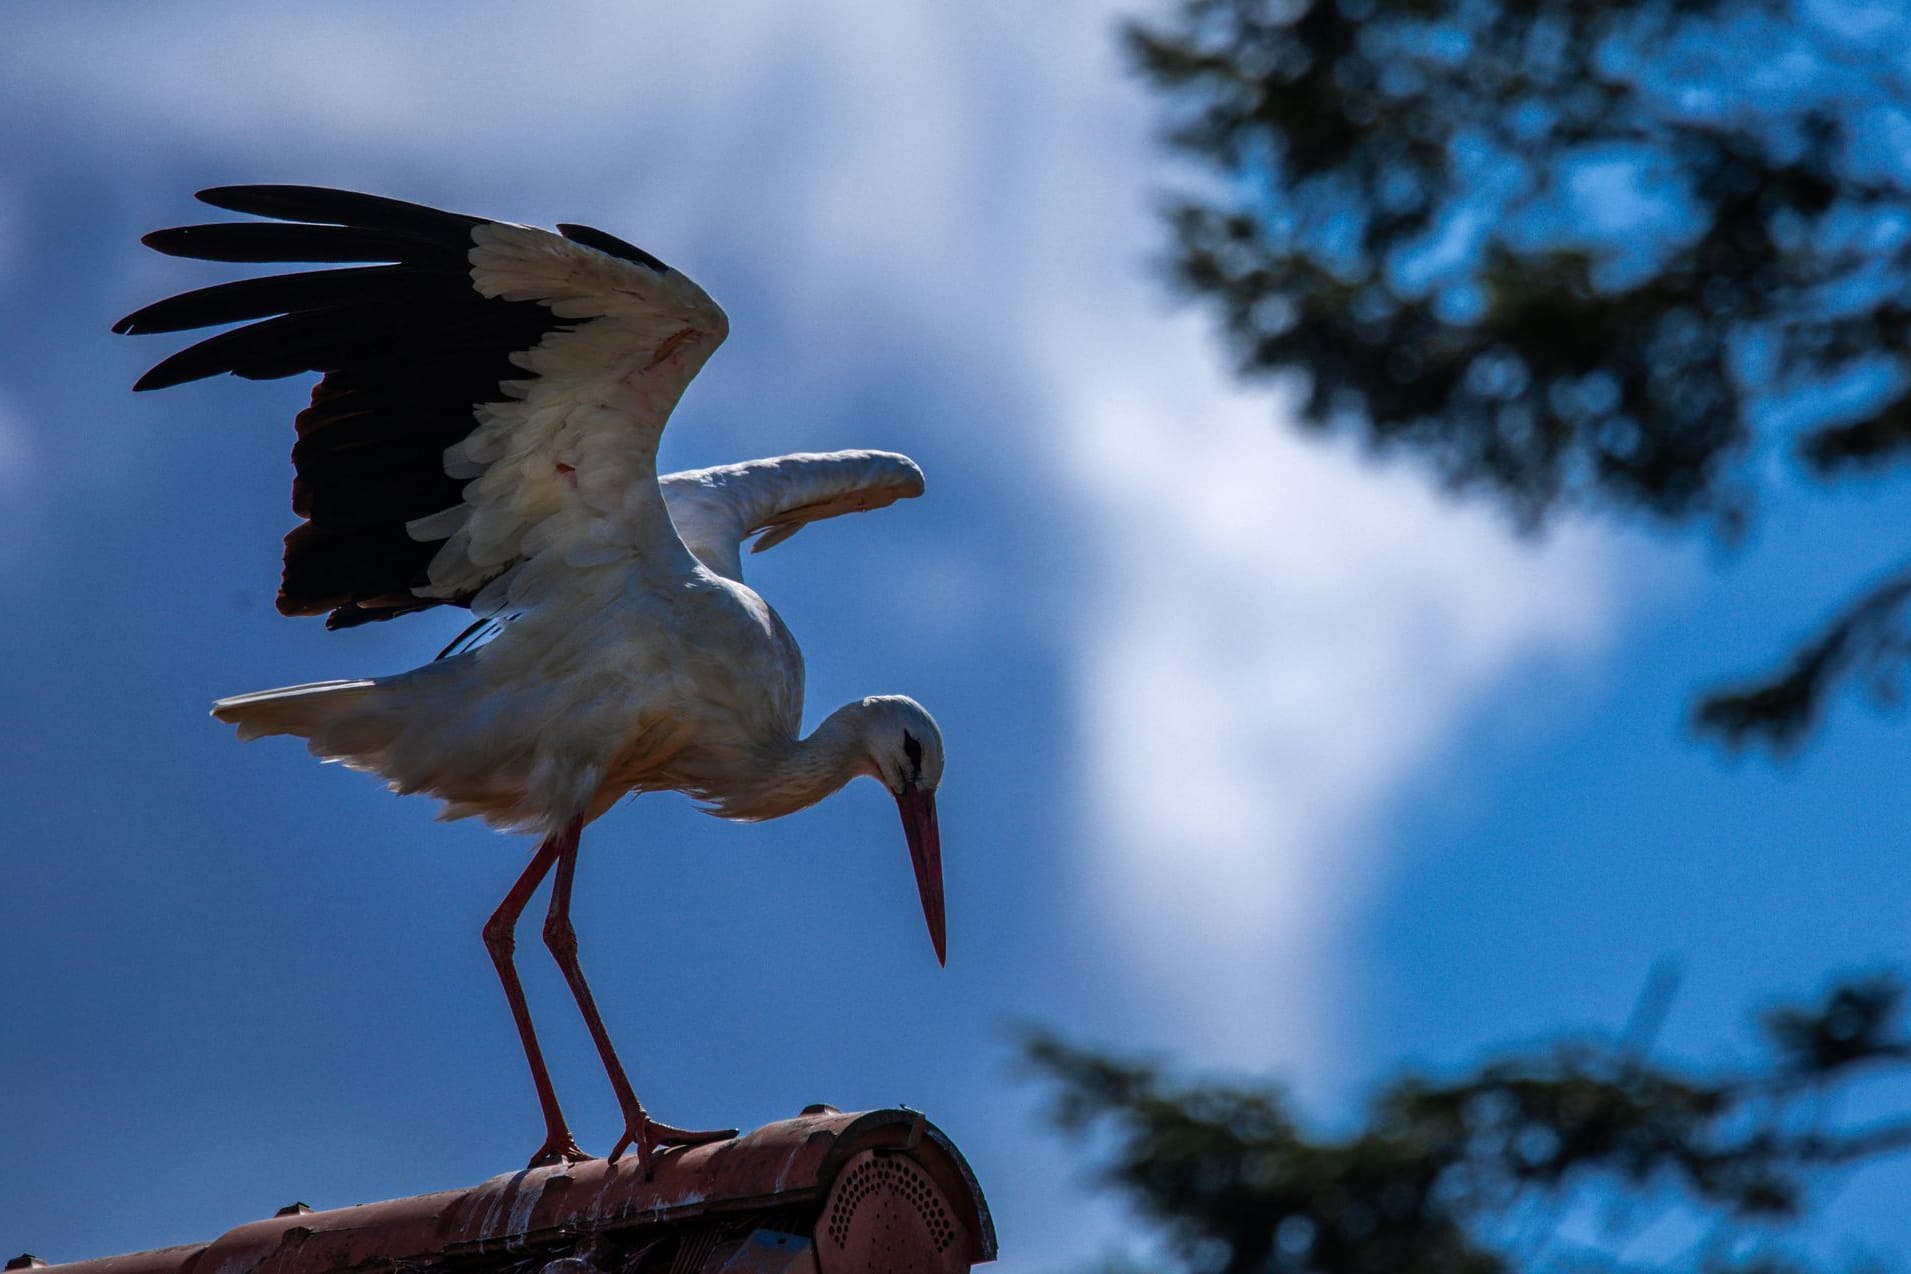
[4,4,1910,1269]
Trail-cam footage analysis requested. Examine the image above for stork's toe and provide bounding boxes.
[526,1131,595,1168]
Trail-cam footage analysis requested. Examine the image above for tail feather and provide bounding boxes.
[210,668,564,833]
[211,678,378,744]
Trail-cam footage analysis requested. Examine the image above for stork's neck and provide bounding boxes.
[718,701,877,821]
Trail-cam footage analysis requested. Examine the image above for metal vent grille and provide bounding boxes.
[668,1225,721,1274]
[820,1151,960,1271]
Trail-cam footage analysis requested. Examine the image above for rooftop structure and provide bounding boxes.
[11,1107,994,1273]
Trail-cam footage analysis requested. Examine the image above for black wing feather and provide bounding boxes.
[557,222,670,274]
[117,185,593,628]
[142,221,462,265]
[197,184,488,235]
[131,312,331,391]
[113,265,445,336]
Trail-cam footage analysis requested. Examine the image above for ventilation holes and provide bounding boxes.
[824,1154,956,1256]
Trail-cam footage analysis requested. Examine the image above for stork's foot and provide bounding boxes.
[609,1115,737,1178]
[526,1130,594,1168]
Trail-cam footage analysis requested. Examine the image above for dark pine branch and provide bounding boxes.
[1695,567,1911,752]
[1122,0,1911,749]
[1026,973,1911,1274]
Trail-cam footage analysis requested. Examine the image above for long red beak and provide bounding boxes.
[895,784,945,966]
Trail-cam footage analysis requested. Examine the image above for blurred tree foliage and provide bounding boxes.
[1121,0,1911,749]
[1027,973,1911,1273]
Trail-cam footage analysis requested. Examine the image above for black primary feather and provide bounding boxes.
[141,221,463,266]
[115,185,617,628]
[197,184,488,235]
[113,265,444,335]
[557,222,670,274]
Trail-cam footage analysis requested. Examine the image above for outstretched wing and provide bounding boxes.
[660,450,926,583]
[115,185,728,627]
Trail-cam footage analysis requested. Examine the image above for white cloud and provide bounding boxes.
[971,7,1640,1082]
[1058,329,1620,1072]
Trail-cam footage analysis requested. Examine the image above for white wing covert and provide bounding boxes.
[661,450,927,583]
[115,185,728,628]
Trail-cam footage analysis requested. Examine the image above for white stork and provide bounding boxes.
[115,186,946,1172]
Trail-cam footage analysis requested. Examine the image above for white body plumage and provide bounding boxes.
[119,184,950,1167]
[118,185,945,947]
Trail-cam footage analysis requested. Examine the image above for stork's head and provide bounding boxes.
[858,695,946,966]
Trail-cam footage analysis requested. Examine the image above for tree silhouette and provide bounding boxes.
[1027,972,1911,1273]
[1122,0,1911,749]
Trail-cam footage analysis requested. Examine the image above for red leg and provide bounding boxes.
[483,833,589,1167]
[541,816,736,1176]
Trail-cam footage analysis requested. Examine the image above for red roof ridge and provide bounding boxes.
[17,1106,995,1273]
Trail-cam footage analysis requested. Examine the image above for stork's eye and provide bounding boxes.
[902,731,923,772]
